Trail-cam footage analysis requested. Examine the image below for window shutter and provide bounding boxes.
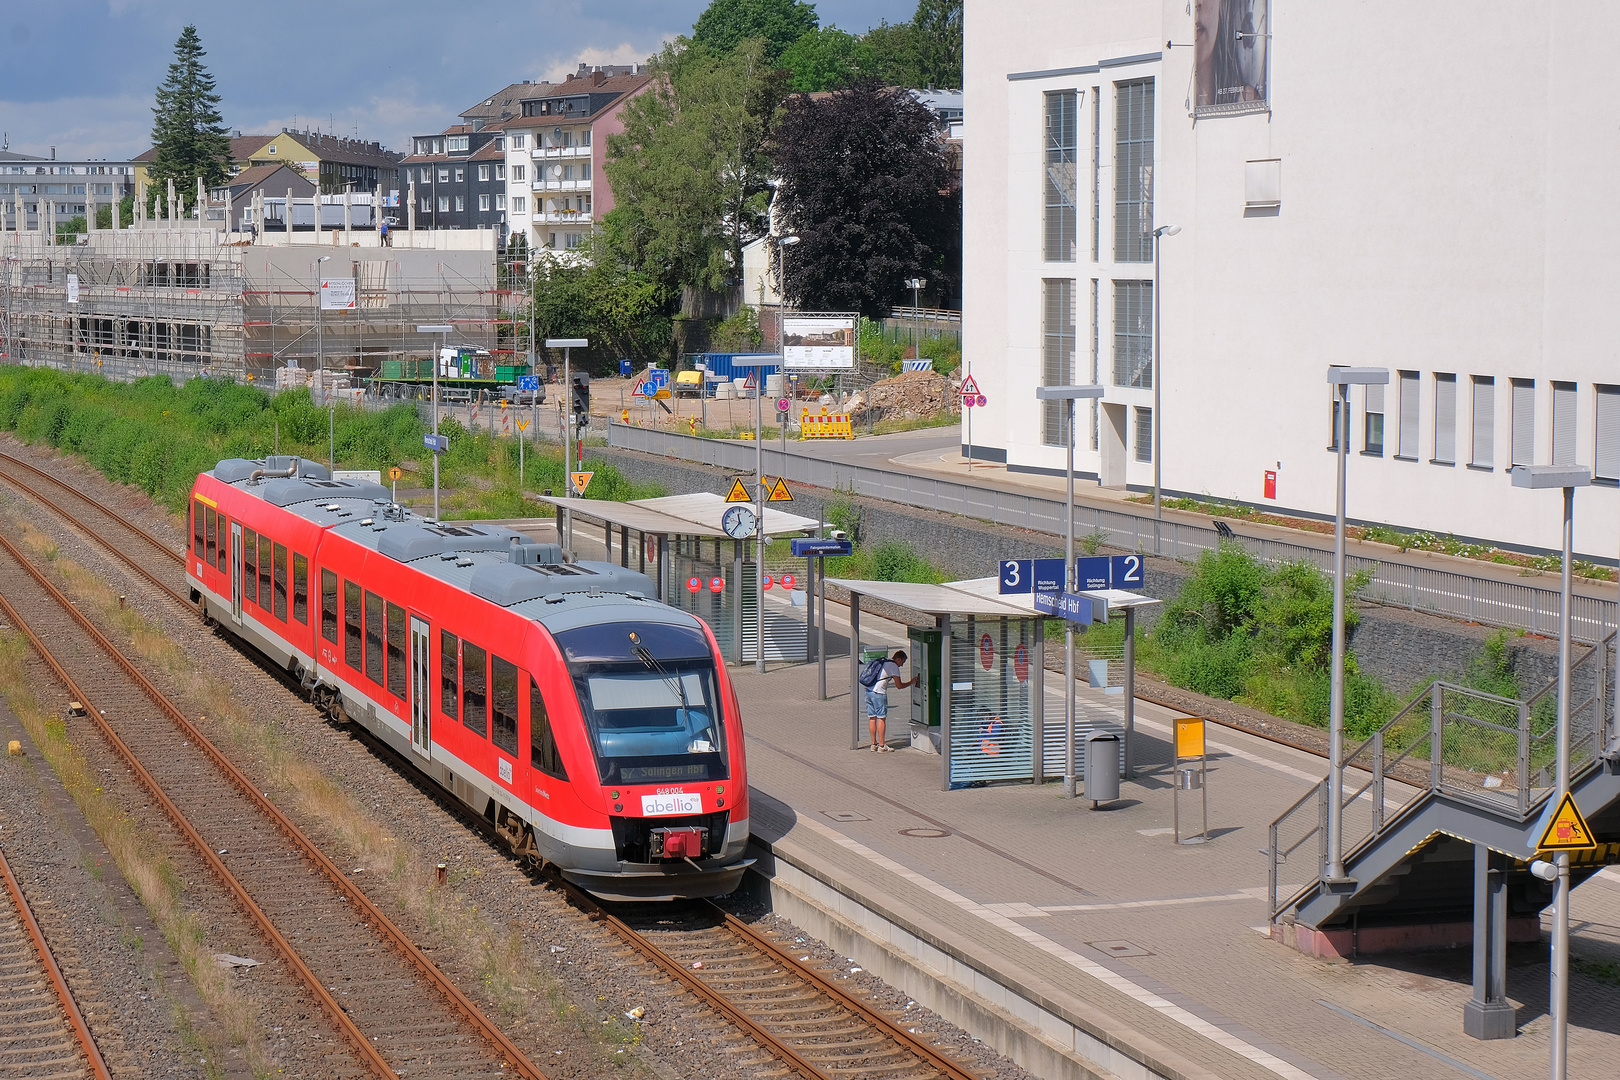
[1552,382,1577,465]
[1597,387,1620,481]
[1510,380,1534,466]
[1434,374,1456,463]
[1471,376,1494,467]
[1366,382,1384,416]
[1399,371,1419,457]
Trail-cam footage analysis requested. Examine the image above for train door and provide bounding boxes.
[229,522,243,625]
[409,616,431,759]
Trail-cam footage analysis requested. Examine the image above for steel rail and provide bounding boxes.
[560,877,982,1080]
[0,528,549,1080]
[0,844,114,1080]
[0,450,184,567]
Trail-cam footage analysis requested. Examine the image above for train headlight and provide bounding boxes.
[610,790,620,800]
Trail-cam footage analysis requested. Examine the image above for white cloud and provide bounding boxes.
[538,35,676,83]
[0,94,154,160]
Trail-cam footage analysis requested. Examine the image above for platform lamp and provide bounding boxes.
[1036,383,1105,798]
[545,337,588,555]
[1150,224,1179,553]
[733,354,784,673]
[416,324,454,521]
[317,256,331,469]
[1512,463,1590,1080]
[905,277,926,358]
[1322,366,1388,889]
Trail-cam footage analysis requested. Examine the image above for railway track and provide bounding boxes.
[0,846,112,1080]
[563,881,982,1080]
[0,525,548,1080]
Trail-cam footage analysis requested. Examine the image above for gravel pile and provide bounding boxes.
[4,434,1040,1080]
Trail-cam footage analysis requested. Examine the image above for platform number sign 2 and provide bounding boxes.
[1113,554,1144,588]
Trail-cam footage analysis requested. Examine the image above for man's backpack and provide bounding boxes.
[858,658,886,689]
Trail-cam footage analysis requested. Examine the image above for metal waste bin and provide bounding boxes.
[1084,730,1121,807]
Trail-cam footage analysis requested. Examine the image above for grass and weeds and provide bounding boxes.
[0,367,661,521]
[806,494,948,585]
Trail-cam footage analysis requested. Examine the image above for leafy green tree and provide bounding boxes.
[777,27,869,91]
[147,25,233,211]
[605,38,785,298]
[692,0,819,61]
[528,236,674,370]
[909,0,963,88]
[772,79,957,318]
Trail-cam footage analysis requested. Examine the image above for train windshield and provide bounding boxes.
[554,621,729,785]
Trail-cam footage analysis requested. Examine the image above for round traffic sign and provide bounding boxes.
[975,394,987,408]
[687,576,702,593]
[1014,643,1029,682]
[709,576,725,593]
[780,573,796,590]
[762,576,774,590]
[979,633,995,670]
[776,397,791,413]
[962,395,974,408]
[389,466,402,482]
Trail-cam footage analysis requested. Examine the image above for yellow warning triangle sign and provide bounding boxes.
[724,477,752,503]
[1536,791,1598,852]
[569,471,594,496]
[766,475,793,502]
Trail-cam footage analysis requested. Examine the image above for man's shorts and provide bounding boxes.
[866,689,889,718]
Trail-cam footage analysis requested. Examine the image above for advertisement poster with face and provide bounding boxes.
[1194,0,1268,109]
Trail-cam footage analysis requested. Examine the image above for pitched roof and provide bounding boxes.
[461,82,549,123]
[272,131,403,167]
[133,133,275,164]
[219,163,309,191]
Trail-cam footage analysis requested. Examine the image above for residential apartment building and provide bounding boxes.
[398,127,507,233]
[493,67,650,251]
[132,132,276,196]
[965,1,1620,558]
[2,147,138,229]
[246,130,402,195]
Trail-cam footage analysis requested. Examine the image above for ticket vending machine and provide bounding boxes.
[907,627,943,753]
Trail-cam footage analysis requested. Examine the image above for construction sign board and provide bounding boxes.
[799,410,853,440]
[724,477,752,503]
[766,476,793,503]
[1536,792,1598,853]
[569,471,594,497]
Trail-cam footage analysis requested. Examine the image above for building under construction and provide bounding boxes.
[0,195,518,384]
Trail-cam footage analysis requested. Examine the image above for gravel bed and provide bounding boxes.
[5,435,1043,1080]
[0,692,209,1079]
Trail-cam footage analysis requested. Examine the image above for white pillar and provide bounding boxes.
[288,188,296,243]
[408,179,416,235]
[196,176,205,222]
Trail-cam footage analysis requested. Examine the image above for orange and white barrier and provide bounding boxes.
[800,409,853,440]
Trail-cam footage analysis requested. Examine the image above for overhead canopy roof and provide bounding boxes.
[826,578,1038,618]
[637,492,820,536]
[535,495,730,538]
[947,577,1162,612]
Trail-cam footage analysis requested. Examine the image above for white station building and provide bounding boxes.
[963,1,1620,559]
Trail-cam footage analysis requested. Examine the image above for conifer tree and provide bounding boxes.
[148,25,233,212]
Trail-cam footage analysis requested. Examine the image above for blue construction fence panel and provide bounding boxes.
[949,617,1038,787]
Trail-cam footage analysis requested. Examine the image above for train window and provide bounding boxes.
[242,529,258,605]
[365,591,385,684]
[320,569,338,643]
[258,534,273,613]
[292,554,308,624]
[462,642,488,737]
[272,542,289,620]
[386,602,407,699]
[217,516,229,573]
[193,499,205,557]
[529,679,567,780]
[205,507,217,567]
[491,656,519,755]
[439,630,459,719]
[344,580,363,669]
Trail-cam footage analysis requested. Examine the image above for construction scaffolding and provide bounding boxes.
[1,217,506,385]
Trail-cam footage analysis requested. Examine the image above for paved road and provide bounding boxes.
[797,428,960,470]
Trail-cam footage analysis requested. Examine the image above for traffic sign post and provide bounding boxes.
[794,534,855,700]
[725,477,752,503]
[569,471,593,497]
[1173,718,1208,844]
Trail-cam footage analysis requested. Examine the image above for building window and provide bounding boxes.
[1113,79,1155,263]
[513,164,525,182]
[421,196,431,212]
[1134,407,1152,463]
[1597,386,1620,482]
[1043,90,1078,263]
[513,197,526,213]
[1089,279,1100,450]
[267,144,277,155]
[1041,279,1075,445]
[1364,382,1384,455]
[446,136,469,152]
[454,168,464,183]
[512,134,525,149]
[479,194,490,211]
[478,165,489,181]
[582,163,591,180]
[1510,379,1535,467]
[1470,376,1495,468]
[496,164,505,180]
[1397,370,1419,459]
[496,194,506,210]
[1112,280,1151,388]
[437,196,449,212]
[1552,382,1577,465]
[1091,89,1101,262]
[455,196,465,212]
[1434,373,1457,464]
[438,169,449,183]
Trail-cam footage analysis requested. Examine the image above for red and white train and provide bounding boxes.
[186,456,751,899]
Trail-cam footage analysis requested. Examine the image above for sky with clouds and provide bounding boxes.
[1,0,919,161]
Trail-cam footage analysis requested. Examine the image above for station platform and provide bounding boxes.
[729,607,1620,1080]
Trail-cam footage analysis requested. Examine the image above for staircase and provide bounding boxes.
[1269,633,1620,937]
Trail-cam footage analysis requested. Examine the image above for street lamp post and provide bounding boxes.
[1037,383,1105,799]
[774,234,799,448]
[1323,366,1389,886]
[546,338,589,554]
[1150,225,1179,552]
[905,277,926,359]
[1512,464,1590,1080]
[416,325,454,520]
[733,355,781,674]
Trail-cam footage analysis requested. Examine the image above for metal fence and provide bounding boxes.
[609,423,1619,644]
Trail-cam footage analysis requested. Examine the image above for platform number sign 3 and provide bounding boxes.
[1000,559,1027,594]
[1113,554,1144,588]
